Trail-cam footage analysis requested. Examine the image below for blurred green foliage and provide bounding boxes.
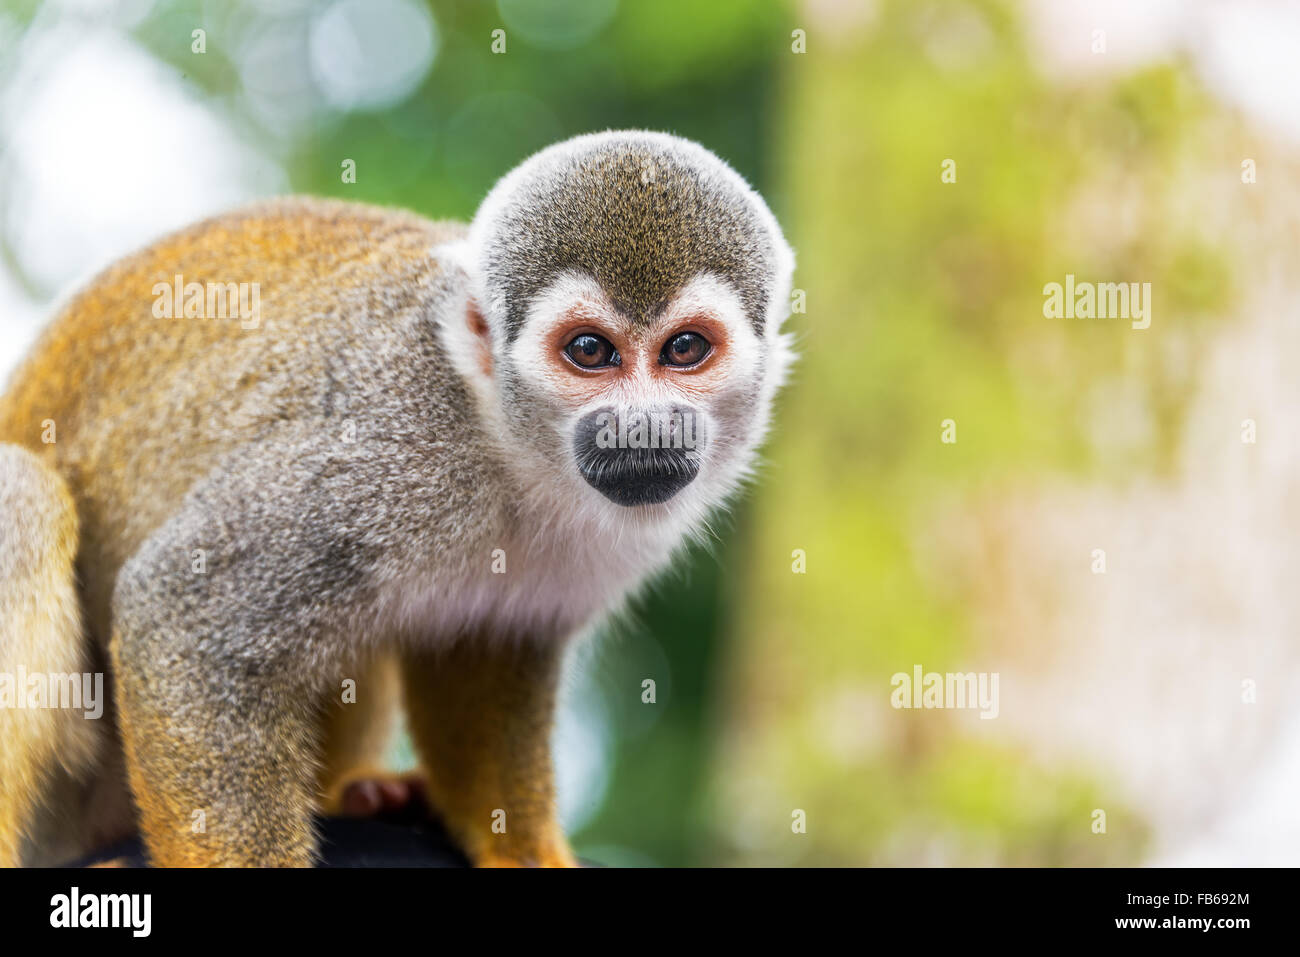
[713,0,1244,864]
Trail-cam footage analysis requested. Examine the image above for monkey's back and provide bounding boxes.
[0,198,480,635]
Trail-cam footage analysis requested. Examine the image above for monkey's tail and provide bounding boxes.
[0,443,101,866]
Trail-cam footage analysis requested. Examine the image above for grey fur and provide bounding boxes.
[480,131,782,340]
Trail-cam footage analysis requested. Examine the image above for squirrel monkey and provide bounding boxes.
[0,131,794,867]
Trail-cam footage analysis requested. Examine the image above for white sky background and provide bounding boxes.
[0,0,1297,863]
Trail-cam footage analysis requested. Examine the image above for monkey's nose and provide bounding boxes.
[573,408,705,506]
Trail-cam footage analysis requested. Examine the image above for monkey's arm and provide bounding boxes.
[113,616,322,868]
[112,554,325,867]
[109,433,408,867]
[401,636,576,868]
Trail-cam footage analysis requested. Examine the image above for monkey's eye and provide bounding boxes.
[564,333,619,369]
[660,332,711,368]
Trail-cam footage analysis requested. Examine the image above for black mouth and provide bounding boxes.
[577,448,701,506]
[573,408,705,507]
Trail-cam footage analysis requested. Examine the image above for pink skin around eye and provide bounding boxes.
[543,307,734,405]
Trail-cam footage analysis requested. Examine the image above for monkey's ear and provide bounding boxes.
[465,298,491,344]
[462,296,494,377]
[432,240,495,381]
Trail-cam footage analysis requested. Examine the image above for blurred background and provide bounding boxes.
[2,0,1298,866]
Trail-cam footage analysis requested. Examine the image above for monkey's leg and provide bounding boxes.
[402,637,576,867]
[0,445,100,866]
[317,653,407,814]
[104,433,410,867]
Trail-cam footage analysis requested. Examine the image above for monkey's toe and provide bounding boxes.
[339,774,428,818]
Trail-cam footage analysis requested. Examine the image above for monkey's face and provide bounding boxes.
[455,130,794,524]
[505,269,774,512]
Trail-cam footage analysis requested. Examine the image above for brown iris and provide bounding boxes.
[564,333,619,369]
[660,332,710,367]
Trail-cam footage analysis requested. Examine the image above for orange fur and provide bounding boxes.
[402,636,575,868]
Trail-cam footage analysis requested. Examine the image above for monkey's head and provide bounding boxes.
[444,130,794,529]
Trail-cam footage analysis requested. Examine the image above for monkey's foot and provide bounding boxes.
[475,839,578,868]
[335,773,429,818]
